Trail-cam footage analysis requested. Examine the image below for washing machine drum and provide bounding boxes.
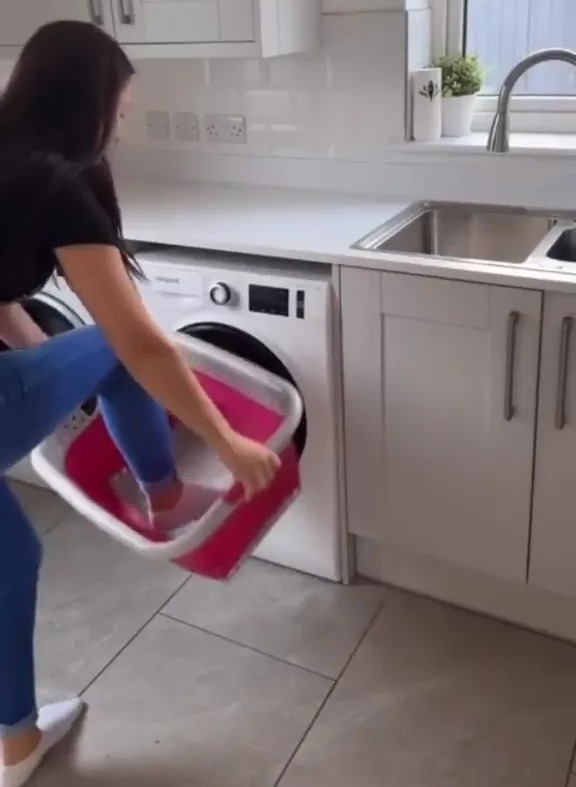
[179,323,307,457]
[0,296,97,415]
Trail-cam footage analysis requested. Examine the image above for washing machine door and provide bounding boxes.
[179,322,307,457]
[0,293,97,415]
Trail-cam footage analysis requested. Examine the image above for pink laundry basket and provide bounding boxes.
[31,334,303,580]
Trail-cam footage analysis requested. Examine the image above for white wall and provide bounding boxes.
[121,7,431,163]
[0,3,434,188]
[3,4,573,211]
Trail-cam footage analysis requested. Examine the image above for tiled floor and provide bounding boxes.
[8,481,576,786]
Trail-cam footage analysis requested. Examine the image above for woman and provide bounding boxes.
[0,20,280,787]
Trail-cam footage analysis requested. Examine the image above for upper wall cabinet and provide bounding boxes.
[0,3,99,47]
[0,0,321,59]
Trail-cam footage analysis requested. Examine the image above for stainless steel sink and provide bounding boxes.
[354,202,559,265]
[546,228,576,263]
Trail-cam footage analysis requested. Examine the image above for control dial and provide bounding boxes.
[209,282,232,306]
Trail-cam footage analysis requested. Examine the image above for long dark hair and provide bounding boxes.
[0,21,140,275]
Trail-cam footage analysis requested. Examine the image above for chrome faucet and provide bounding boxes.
[487,48,576,152]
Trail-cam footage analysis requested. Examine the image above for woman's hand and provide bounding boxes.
[216,432,281,500]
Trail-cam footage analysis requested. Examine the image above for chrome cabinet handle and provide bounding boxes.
[118,0,135,24]
[504,310,520,421]
[88,0,104,25]
[555,316,573,430]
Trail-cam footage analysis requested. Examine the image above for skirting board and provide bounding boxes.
[356,536,576,644]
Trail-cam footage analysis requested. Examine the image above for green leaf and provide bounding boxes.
[431,53,484,97]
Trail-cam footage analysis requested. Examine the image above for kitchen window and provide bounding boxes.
[434,0,576,133]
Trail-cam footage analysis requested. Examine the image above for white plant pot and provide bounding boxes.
[442,94,477,137]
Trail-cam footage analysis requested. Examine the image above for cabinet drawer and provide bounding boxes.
[117,0,221,44]
[530,292,576,596]
[219,0,255,42]
[0,3,92,46]
[131,0,255,43]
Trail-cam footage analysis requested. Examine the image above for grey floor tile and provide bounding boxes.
[279,591,576,787]
[163,559,386,678]
[36,516,186,703]
[31,614,332,787]
[569,776,576,787]
[9,480,72,534]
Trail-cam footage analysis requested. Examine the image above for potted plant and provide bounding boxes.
[434,54,483,137]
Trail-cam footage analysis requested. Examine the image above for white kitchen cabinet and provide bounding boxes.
[0,0,320,58]
[322,0,427,10]
[111,0,320,58]
[113,0,253,45]
[342,268,542,581]
[529,293,576,596]
[0,2,115,47]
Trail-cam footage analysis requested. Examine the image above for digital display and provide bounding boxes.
[249,285,290,317]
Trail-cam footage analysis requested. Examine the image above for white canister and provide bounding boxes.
[442,94,477,137]
[410,68,442,143]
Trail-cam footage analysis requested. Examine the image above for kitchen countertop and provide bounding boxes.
[118,179,576,294]
[118,179,409,263]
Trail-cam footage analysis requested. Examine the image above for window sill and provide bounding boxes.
[393,132,576,157]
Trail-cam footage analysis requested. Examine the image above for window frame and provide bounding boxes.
[434,0,576,133]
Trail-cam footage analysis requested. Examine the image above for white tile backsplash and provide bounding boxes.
[206,59,267,89]
[268,55,329,91]
[0,8,429,178]
[122,10,416,162]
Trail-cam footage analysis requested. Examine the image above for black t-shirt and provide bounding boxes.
[0,154,120,304]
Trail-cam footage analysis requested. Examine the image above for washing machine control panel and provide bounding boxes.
[142,260,309,320]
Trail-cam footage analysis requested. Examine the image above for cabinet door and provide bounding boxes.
[0,1,113,47]
[112,0,254,44]
[342,269,541,581]
[530,293,576,595]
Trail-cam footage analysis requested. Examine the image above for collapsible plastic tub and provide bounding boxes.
[31,334,303,580]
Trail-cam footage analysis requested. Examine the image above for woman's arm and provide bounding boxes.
[57,244,236,451]
[56,244,280,498]
[0,303,48,348]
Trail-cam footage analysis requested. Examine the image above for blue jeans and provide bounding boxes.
[0,326,176,737]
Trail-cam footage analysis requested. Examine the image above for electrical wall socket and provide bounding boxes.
[145,109,170,141]
[204,114,247,144]
[173,111,199,142]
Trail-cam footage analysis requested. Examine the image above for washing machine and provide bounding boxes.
[137,248,342,582]
[6,250,344,581]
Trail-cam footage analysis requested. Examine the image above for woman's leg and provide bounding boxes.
[0,326,190,784]
[1,326,212,521]
[0,325,176,486]
[0,480,41,760]
[0,482,81,786]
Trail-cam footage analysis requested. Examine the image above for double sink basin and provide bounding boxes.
[353,201,576,272]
